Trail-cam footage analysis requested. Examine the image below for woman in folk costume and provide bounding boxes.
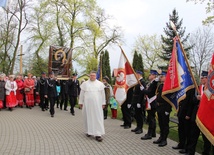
[5,75,18,111]
[0,74,6,110]
[24,73,35,109]
[16,75,25,108]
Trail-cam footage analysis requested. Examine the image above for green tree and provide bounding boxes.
[187,0,214,25]
[161,8,191,68]
[132,50,144,76]
[102,50,111,83]
[134,34,163,70]
[0,0,29,74]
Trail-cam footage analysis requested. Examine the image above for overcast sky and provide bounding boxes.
[94,0,208,71]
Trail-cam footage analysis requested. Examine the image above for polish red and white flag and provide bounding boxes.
[113,47,138,105]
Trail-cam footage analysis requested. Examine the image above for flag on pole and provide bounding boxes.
[196,53,214,145]
[113,47,138,105]
[162,37,195,109]
[0,0,7,8]
[96,62,101,80]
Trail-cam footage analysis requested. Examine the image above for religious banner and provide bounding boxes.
[48,46,72,80]
[113,47,138,105]
[196,53,214,145]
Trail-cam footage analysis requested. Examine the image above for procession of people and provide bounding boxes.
[0,69,213,154]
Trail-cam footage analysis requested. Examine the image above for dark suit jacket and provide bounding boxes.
[142,80,158,109]
[68,79,80,97]
[177,88,195,119]
[37,77,47,95]
[132,78,146,105]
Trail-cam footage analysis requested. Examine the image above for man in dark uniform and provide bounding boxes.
[45,71,58,117]
[37,72,48,111]
[140,69,158,140]
[60,80,69,111]
[120,86,134,129]
[131,70,146,134]
[153,71,172,147]
[68,73,80,116]
[172,88,195,154]
[185,71,213,155]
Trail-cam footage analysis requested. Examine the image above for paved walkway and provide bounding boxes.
[0,106,200,155]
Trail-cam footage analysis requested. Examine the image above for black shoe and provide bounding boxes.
[120,124,125,127]
[135,130,143,134]
[86,134,91,137]
[51,115,54,117]
[71,113,75,116]
[95,136,103,142]
[42,109,45,111]
[179,149,187,154]
[152,134,156,137]
[124,126,131,129]
[29,106,32,109]
[158,141,167,147]
[131,128,139,132]
[172,145,183,150]
[141,134,152,140]
[153,138,162,144]
[64,109,68,111]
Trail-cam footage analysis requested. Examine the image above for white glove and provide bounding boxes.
[140,85,144,90]
[165,112,169,115]
[137,103,141,108]
[127,104,131,109]
[155,76,160,82]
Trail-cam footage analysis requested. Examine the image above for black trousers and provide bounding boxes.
[69,96,77,113]
[133,103,143,129]
[40,94,49,110]
[157,110,170,141]
[121,102,132,127]
[187,120,212,155]
[60,93,68,110]
[147,109,156,136]
[103,104,108,119]
[49,96,56,115]
[178,116,191,149]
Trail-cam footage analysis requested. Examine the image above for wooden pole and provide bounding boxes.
[20,45,23,74]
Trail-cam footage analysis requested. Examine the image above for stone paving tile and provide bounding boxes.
[0,106,200,155]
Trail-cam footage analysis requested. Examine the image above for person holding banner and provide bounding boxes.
[153,71,172,147]
[185,71,212,155]
[131,70,146,134]
[172,88,195,153]
[140,69,158,140]
[120,87,134,129]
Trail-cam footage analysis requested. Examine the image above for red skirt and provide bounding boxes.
[35,95,40,104]
[6,92,18,108]
[16,91,24,106]
[0,100,3,109]
[25,94,34,106]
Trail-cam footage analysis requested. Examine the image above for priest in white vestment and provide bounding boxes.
[79,71,106,142]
